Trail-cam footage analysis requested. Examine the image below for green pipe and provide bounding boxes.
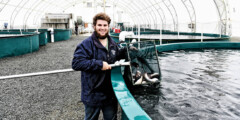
[111,66,152,120]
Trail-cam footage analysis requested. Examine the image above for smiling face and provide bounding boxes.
[94,19,109,39]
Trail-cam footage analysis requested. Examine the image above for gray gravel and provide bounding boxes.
[0,35,85,76]
[0,35,121,120]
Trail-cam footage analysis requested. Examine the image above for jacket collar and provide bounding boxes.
[92,31,116,49]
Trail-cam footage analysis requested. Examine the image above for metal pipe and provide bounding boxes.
[201,23,203,42]
[160,28,162,45]
[0,69,74,80]
[0,61,130,80]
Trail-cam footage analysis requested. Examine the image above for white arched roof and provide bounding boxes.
[0,0,239,35]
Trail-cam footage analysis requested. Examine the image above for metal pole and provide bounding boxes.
[0,61,130,80]
[177,23,179,39]
[220,23,222,38]
[160,26,162,45]
[138,23,140,49]
[0,69,74,80]
[20,29,22,35]
[201,23,203,42]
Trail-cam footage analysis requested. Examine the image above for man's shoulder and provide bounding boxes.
[84,36,93,42]
[79,36,93,45]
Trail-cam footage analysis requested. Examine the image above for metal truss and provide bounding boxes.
[0,0,232,35]
[140,0,158,29]
[0,0,10,13]
[162,0,178,31]
[121,1,151,26]
[181,0,196,32]
[10,0,29,29]
[154,0,166,30]
[23,0,42,29]
[144,0,160,29]
[213,0,230,35]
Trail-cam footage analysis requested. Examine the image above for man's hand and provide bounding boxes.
[102,61,112,70]
[129,46,138,51]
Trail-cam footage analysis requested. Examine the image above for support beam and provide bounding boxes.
[154,0,166,30]
[181,0,196,32]
[213,0,230,35]
[162,0,178,31]
[10,0,29,29]
[0,0,10,13]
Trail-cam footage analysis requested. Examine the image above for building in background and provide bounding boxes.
[41,13,73,29]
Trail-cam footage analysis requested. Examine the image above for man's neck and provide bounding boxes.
[99,38,108,47]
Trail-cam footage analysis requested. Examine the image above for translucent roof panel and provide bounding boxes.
[0,0,240,36]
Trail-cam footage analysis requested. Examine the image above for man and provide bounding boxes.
[75,22,79,35]
[72,13,124,120]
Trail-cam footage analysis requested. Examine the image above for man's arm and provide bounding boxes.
[72,43,103,72]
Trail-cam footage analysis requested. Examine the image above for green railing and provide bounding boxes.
[110,30,230,43]
[156,42,240,52]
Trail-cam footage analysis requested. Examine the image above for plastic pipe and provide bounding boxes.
[0,60,129,80]
[0,69,74,80]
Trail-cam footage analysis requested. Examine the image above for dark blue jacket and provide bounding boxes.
[72,32,124,106]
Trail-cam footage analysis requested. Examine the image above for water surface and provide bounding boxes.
[132,49,240,120]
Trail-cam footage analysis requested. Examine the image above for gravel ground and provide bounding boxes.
[0,35,121,120]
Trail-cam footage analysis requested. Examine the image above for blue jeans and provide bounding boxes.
[84,102,118,120]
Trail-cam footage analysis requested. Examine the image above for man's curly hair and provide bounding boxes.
[93,13,111,26]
